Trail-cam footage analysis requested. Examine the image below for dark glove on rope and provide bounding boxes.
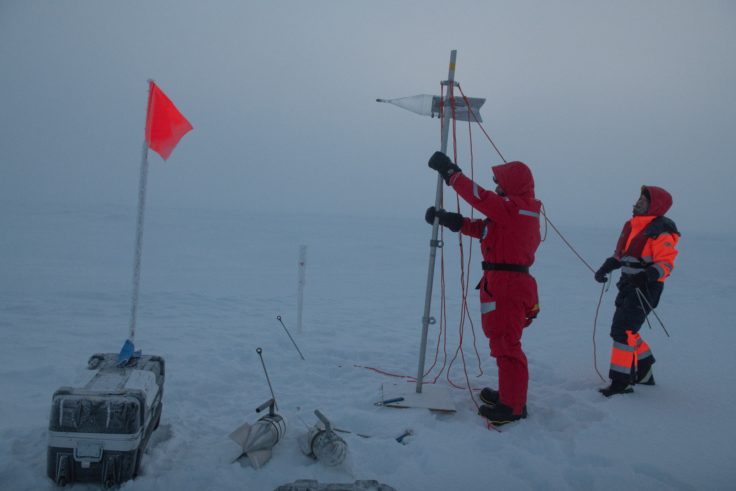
[428,151,462,185]
[425,206,464,232]
[594,257,621,283]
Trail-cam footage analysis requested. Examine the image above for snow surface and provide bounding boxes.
[1,202,734,490]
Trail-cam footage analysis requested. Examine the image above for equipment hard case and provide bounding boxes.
[46,353,165,487]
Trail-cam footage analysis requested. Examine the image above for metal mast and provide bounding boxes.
[415,50,457,393]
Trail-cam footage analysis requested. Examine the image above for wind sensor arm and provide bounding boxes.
[376,94,484,122]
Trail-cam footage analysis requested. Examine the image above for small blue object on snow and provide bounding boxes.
[116,339,142,366]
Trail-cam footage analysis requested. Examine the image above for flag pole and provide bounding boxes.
[415,50,457,393]
[120,81,153,365]
[129,139,150,345]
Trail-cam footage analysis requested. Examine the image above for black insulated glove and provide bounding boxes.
[428,151,462,185]
[425,206,463,232]
[594,257,621,283]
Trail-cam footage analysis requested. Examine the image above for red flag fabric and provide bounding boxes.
[144,80,193,161]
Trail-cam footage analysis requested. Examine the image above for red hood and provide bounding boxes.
[642,185,672,216]
[492,161,535,198]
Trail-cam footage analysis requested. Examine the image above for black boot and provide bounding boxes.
[479,387,499,405]
[636,366,656,386]
[478,402,526,426]
[479,387,528,417]
[599,380,634,397]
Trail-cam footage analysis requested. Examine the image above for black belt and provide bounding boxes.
[482,262,529,273]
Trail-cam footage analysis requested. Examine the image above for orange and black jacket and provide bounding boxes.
[608,186,680,283]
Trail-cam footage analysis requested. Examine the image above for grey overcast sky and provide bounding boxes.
[1,1,734,234]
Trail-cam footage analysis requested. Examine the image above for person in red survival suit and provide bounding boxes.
[594,185,680,397]
[426,151,541,425]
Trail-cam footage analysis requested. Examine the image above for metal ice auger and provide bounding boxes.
[299,410,348,467]
[229,398,287,469]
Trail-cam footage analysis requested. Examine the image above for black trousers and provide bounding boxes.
[607,277,662,383]
[610,278,663,344]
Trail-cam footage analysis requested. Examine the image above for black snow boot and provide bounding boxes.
[478,402,526,426]
[599,380,634,397]
[636,366,656,386]
[479,387,499,405]
[479,387,528,417]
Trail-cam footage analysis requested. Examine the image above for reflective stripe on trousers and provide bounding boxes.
[609,330,654,380]
[481,301,496,315]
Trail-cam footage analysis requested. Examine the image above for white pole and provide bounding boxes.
[127,80,155,346]
[128,140,149,343]
[415,50,457,393]
[297,245,307,333]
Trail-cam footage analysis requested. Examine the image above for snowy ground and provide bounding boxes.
[1,202,734,490]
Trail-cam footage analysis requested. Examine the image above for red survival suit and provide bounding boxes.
[448,162,541,415]
[606,186,679,384]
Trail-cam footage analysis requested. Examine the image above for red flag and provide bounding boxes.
[144,80,193,161]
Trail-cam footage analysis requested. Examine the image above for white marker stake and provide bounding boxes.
[297,245,307,333]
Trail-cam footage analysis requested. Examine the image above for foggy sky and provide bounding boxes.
[1,1,734,235]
